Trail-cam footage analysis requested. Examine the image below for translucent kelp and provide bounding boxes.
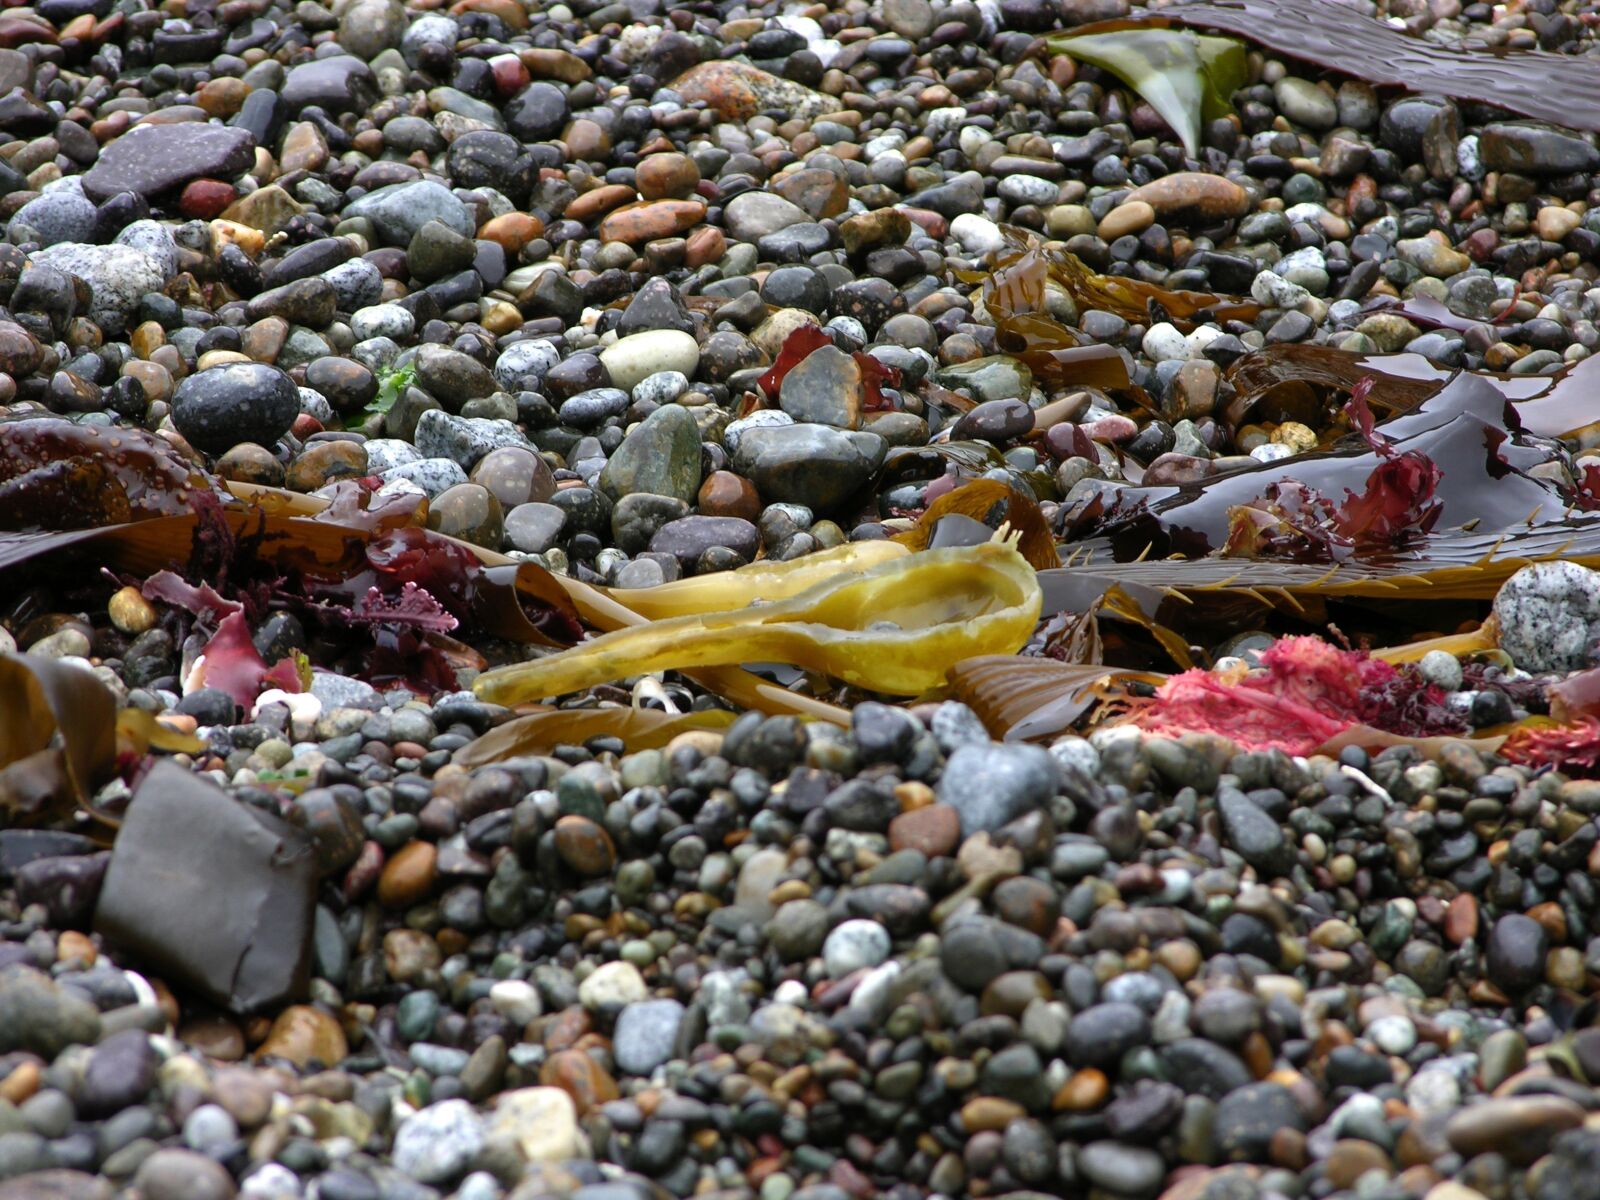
[1063,369,1591,565]
[0,419,215,530]
[1047,26,1247,159]
[1155,0,1600,134]
[0,653,116,826]
[1219,342,1600,441]
[454,707,739,768]
[892,479,1061,570]
[474,540,1043,705]
[982,236,1260,341]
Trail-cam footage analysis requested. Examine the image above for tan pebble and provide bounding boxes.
[1098,200,1155,241]
[0,1062,41,1105]
[1535,205,1582,242]
[377,840,437,908]
[56,931,96,966]
[108,585,157,635]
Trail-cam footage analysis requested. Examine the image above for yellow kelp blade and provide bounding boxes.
[609,540,909,621]
[475,541,1043,705]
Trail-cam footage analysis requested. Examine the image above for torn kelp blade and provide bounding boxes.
[474,541,1043,704]
[948,656,1158,743]
[0,418,217,530]
[893,479,1061,570]
[94,759,317,1013]
[1219,342,1600,441]
[1156,0,1600,134]
[1047,27,1246,159]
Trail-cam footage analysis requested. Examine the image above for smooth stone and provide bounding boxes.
[171,362,299,455]
[598,330,699,393]
[414,410,529,471]
[612,1000,686,1076]
[81,124,255,202]
[936,743,1059,835]
[489,1088,579,1162]
[732,423,884,513]
[392,1099,485,1185]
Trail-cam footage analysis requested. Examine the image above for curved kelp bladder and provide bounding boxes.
[474,539,1043,705]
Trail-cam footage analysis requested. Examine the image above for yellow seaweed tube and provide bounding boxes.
[475,539,1042,704]
[608,539,910,620]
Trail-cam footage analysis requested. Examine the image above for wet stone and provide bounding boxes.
[171,363,300,455]
[937,743,1059,834]
[81,124,255,202]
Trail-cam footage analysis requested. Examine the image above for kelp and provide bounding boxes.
[0,419,216,530]
[979,238,1260,342]
[454,706,739,768]
[1041,524,1600,610]
[473,539,1043,705]
[1222,344,1446,434]
[893,479,1061,570]
[222,484,857,724]
[1219,342,1600,441]
[1064,368,1594,566]
[1047,26,1246,159]
[947,656,1156,743]
[0,653,116,826]
[978,248,1134,391]
[1154,0,1600,134]
[610,540,909,621]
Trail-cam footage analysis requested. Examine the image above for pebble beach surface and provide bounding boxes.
[11,0,1600,1199]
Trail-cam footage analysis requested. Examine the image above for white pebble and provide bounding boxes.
[949,212,1005,255]
[1417,649,1464,692]
[489,979,542,1026]
[1250,270,1310,309]
[1140,321,1188,363]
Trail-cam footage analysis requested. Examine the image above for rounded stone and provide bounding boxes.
[171,363,300,455]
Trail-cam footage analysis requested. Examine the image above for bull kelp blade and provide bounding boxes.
[474,542,1043,704]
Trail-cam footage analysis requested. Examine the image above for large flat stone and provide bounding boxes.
[81,123,256,202]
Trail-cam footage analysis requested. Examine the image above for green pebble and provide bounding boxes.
[396,990,440,1042]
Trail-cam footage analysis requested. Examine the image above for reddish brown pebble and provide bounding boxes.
[596,200,707,245]
[565,184,639,224]
[553,815,616,876]
[887,803,961,857]
[179,179,237,219]
[376,840,437,908]
[697,470,762,521]
[636,152,701,201]
[540,1047,620,1114]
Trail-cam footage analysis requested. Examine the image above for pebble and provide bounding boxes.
[10,6,1600,1200]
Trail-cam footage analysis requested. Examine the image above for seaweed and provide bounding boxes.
[1047,26,1246,159]
[1155,0,1600,134]
[473,539,1043,705]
